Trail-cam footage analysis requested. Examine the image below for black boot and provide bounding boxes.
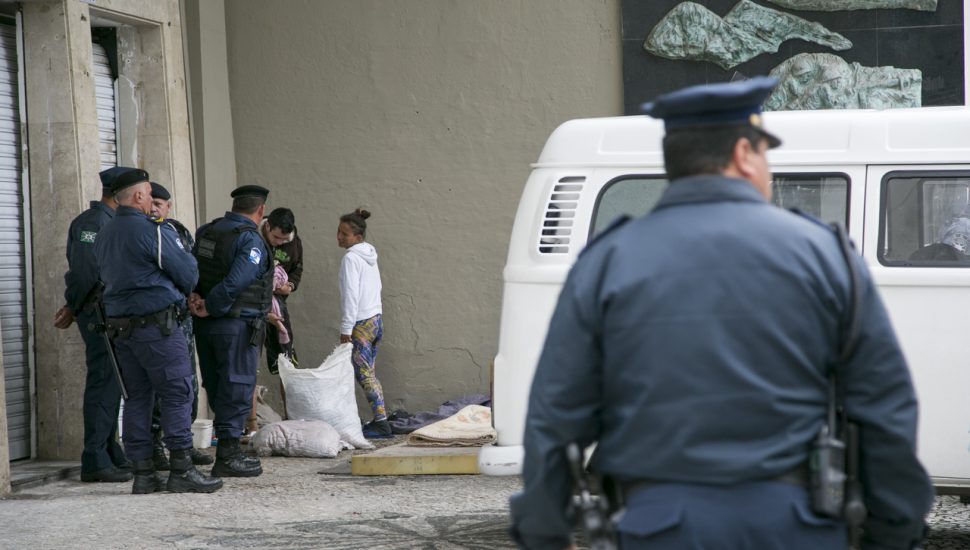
[152,431,170,471]
[166,449,223,493]
[190,447,214,465]
[131,458,168,495]
[211,438,262,478]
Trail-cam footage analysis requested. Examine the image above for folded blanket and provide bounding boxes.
[406,405,497,447]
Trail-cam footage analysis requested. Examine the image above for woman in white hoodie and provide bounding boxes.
[337,208,390,439]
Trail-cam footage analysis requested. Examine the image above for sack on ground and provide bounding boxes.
[254,384,283,428]
[278,346,373,449]
[251,419,349,458]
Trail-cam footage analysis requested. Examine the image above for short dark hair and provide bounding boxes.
[340,208,371,238]
[266,207,295,233]
[232,196,265,214]
[662,125,767,181]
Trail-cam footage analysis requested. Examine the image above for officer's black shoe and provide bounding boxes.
[151,431,170,471]
[166,449,223,494]
[211,438,263,478]
[80,465,133,483]
[190,447,214,465]
[131,459,168,495]
[152,446,170,471]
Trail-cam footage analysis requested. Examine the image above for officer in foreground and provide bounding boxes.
[53,167,133,483]
[148,182,213,469]
[190,185,273,478]
[509,77,933,549]
[94,167,222,494]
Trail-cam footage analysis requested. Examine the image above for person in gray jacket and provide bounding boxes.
[509,77,932,549]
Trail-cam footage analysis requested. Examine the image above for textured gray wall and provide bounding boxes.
[222,0,622,415]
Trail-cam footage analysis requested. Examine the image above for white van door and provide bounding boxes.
[863,165,970,487]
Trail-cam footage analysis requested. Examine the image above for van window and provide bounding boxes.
[880,171,970,266]
[771,174,849,225]
[591,176,668,236]
[590,173,849,238]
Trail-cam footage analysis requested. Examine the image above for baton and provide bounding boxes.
[87,283,128,400]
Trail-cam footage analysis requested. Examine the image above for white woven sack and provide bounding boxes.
[278,345,373,449]
[251,419,346,458]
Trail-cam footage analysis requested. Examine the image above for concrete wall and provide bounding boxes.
[219,0,622,415]
[24,0,193,460]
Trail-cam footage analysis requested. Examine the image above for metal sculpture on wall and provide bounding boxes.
[644,0,852,70]
[765,53,922,110]
[765,0,937,11]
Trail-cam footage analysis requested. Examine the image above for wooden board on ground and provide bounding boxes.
[351,443,480,476]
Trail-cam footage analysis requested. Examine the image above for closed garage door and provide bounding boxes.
[0,20,30,461]
[92,42,116,169]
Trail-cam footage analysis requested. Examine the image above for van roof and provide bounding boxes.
[535,106,970,169]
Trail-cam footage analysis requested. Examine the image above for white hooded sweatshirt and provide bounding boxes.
[339,242,382,335]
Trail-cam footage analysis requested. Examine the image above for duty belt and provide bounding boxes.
[622,463,810,500]
[106,304,187,338]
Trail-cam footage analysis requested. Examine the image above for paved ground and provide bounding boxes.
[2,440,969,549]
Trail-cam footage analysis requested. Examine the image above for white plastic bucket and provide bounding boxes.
[191,419,213,449]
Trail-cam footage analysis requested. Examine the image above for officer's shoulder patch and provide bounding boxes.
[79,230,97,244]
[248,247,262,265]
[580,215,631,256]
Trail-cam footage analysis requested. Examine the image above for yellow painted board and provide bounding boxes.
[351,444,481,476]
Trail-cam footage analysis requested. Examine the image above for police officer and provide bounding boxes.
[190,185,273,478]
[94,167,222,494]
[147,182,213,469]
[53,167,133,483]
[509,78,933,549]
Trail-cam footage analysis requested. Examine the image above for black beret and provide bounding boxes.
[640,76,782,149]
[99,166,138,191]
[150,182,171,201]
[103,167,150,195]
[231,185,270,200]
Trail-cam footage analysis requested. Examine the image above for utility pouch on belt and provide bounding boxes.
[248,317,266,347]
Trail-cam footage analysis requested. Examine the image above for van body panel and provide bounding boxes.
[481,107,970,489]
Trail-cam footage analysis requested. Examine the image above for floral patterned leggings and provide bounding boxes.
[351,314,386,422]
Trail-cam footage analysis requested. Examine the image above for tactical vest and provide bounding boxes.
[195,219,273,317]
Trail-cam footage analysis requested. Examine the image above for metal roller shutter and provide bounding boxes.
[92,42,116,170]
[0,21,30,461]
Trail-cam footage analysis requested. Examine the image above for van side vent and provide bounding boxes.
[538,176,585,254]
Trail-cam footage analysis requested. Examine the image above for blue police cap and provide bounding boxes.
[640,76,781,149]
[230,185,269,200]
[101,166,150,195]
[150,181,171,201]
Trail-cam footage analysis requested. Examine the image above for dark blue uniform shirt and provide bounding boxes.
[194,212,271,318]
[94,205,198,317]
[64,201,114,313]
[510,175,933,549]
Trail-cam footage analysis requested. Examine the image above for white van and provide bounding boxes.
[479,106,970,493]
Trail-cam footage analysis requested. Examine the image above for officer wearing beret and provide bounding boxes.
[53,167,133,483]
[190,185,273,477]
[94,167,222,494]
[509,78,933,549]
[147,182,213,469]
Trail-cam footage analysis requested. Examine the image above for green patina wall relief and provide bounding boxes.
[765,53,922,110]
[644,0,852,70]
[765,0,937,12]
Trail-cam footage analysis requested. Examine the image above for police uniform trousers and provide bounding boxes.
[616,481,846,549]
[194,316,259,440]
[113,324,195,461]
[151,317,200,435]
[76,309,126,473]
